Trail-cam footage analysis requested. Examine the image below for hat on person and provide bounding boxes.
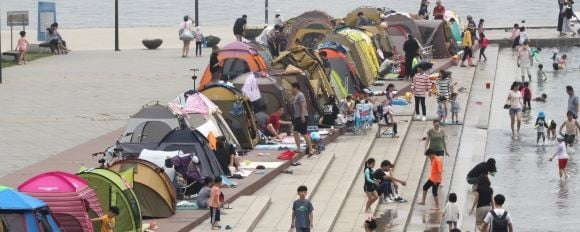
[538,112,545,118]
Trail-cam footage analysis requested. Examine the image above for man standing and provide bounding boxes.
[517,41,533,82]
[403,35,420,78]
[233,15,247,42]
[274,13,285,28]
[433,0,446,20]
[567,86,579,118]
[291,82,314,155]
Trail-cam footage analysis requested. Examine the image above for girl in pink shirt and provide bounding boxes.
[479,33,489,61]
[16,31,29,65]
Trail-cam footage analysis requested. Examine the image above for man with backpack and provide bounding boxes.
[481,194,513,232]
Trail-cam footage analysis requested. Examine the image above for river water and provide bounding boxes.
[0,0,560,28]
[486,47,580,231]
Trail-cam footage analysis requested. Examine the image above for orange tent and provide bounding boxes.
[199,41,269,89]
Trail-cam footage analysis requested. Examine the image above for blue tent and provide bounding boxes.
[0,186,61,232]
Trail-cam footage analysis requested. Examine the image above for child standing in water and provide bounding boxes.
[450,93,460,124]
[16,31,29,65]
[521,82,532,111]
[547,119,557,140]
[535,112,548,145]
[537,64,548,82]
[549,135,569,179]
[558,54,568,70]
[437,96,448,125]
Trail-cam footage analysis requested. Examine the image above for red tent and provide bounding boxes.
[18,171,104,232]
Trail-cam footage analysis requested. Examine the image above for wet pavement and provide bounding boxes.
[485,47,580,231]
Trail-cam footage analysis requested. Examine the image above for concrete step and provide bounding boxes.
[402,46,499,232]
[250,142,338,231]
[448,46,500,232]
[308,127,378,232]
[332,116,412,232]
[193,196,271,232]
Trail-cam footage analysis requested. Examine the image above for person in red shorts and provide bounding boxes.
[549,135,569,179]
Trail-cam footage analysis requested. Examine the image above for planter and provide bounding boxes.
[205,35,221,48]
[243,26,266,41]
[142,39,163,49]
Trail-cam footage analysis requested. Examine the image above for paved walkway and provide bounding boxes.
[0,48,210,177]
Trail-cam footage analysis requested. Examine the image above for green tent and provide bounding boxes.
[329,70,347,100]
[77,168,142,232]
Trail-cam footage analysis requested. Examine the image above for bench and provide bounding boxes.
[1,51,20,62]
[39,42,56,53]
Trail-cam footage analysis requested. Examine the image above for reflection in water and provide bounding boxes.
[487,48,580,231]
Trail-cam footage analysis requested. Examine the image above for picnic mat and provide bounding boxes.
[240,161,285,169]
[253,144,305,150]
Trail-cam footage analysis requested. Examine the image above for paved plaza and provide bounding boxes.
[0,48,210,177]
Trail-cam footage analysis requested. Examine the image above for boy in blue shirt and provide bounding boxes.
[291,185,314,232]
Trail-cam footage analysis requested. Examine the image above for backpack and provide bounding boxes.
[490,210,509,232]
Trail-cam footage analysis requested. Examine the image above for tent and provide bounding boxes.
[318,47,363,94]
[319,34,375,88]
[385,25,409,55]
[157,128,225,178]
[248,41,274,68]
[384,13,423,44]
[360,25,394,53]
[337,28,381,86]
[415,20,454,58]
[231,72,294,117]
[170,91,241,149]
[108,159,176,218]
[444,11,464,43]
[272,46,335,106]
[117,103,226,178]
[18,172,104,232]
[269,66,323,119]
[201,84,260,149]
[0,186,62,232]
[287,18,334,49]
[76,168,142,232]
[344,6,383,26]
[199,41,269,89]
[117,104,183,155]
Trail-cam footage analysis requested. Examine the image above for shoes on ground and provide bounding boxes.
[422,116,426,121]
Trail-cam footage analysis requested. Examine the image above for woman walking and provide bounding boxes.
[469,175,493,231]
[506,82,524,139]
[179,15,194,57]
[558,0,565,34]
[425,120,449,157]
[561,1,578,36]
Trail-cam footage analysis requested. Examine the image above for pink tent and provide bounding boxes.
[18,171,104,232]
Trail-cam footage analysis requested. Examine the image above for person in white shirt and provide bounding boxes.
[517,41,533,82]
[256,25,281,46]
[518,26,529,46]
[482,194,513,232]
[274,13,285,28]
[549,135,569,179]
[443,193,460,231]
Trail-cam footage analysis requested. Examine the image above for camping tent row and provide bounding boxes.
[3,163,181,232]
